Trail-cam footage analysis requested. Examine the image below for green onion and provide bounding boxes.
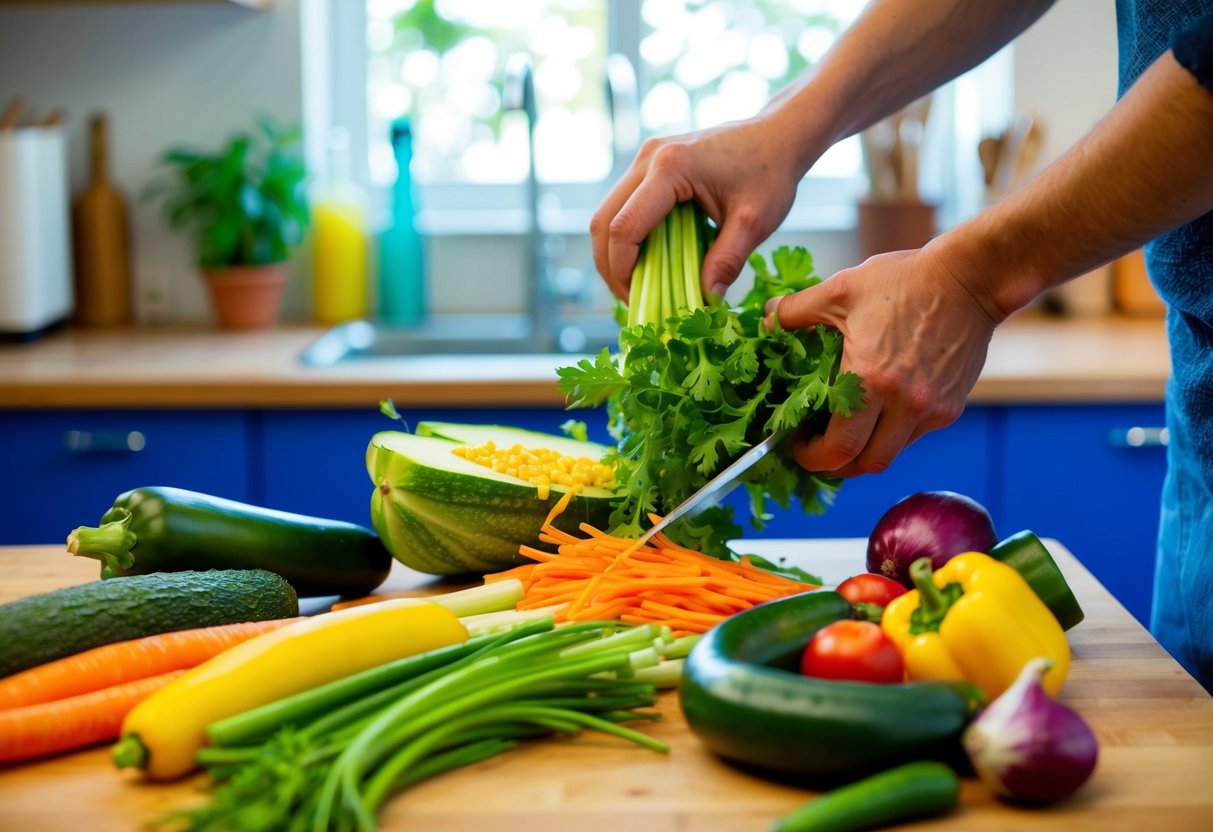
[169,620,676,832]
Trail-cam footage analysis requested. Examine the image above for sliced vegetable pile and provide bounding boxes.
[558,204,865,555]
[486,488,819,633]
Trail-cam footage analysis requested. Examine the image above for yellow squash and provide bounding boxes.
[881,552,1069,701]
[114,599,468,780]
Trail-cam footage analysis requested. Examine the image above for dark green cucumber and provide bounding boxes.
[68,486,392,597]
[680,591,983,781]
[770,761,960,832]
[0,569,298,678]
[990,530,1084,630]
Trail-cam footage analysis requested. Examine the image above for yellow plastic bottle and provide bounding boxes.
[311,127,369,324]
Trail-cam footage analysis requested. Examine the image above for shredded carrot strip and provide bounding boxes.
[505,501,819,636]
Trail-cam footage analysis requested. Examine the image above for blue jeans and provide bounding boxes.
[1151,405,1213,694]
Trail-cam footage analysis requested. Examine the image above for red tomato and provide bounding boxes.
[800,620,905,684]
[836,573,908,607]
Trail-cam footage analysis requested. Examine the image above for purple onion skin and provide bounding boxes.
[865,491,999,587]
[964,658,1099,804]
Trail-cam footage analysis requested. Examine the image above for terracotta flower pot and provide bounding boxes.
[204,263,289,329]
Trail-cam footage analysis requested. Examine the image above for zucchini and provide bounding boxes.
[0,569,298,678]
[367,425,618,575]
[990,530,1085,630]
[771,761,961,832]
[680,590,983,781]
[67,486,392,597]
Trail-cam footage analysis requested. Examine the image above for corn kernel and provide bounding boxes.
[451,439,615,495]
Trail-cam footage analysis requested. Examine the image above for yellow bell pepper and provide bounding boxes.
[881,552,1069,701]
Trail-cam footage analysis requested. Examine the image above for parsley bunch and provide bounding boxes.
[558,204,864,557]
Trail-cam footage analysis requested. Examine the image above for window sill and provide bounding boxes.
[415,204,859,238]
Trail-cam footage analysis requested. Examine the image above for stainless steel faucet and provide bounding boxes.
[502,53,553,352]
[503,51,640,354]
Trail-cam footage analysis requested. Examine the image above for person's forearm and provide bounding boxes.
[761,0,1056,173]
[933,49,1213,322]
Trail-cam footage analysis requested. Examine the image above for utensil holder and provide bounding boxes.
[856,198,937,262]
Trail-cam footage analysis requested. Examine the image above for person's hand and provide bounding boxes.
[591,116,807,301]
[766,244,1000,478]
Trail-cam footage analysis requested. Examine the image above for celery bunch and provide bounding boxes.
[559,203,864,559]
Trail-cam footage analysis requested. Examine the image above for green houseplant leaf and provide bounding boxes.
[145,118,310,270]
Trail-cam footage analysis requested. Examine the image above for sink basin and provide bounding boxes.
[300,315,620,366]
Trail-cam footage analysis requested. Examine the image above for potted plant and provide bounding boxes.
[147,118,309,329]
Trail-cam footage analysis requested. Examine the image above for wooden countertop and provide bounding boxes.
[0,313,1170,409]
[1,539,1211,831]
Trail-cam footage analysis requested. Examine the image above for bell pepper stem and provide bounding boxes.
[66,509,138,573]
[851,601,886,622]
[908,557,961,634]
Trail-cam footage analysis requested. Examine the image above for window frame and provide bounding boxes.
[308,0,1004,238]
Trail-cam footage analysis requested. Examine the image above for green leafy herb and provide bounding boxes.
[557,203,864,557]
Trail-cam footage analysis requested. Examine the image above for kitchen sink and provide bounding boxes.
[299,315,620,366]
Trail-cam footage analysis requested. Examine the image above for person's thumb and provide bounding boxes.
[764,281,834,332]
[700,215,766,299]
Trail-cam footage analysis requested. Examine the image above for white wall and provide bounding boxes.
[0,0,1121,326]
[1013,0,1119,177]
[0,0,305,324]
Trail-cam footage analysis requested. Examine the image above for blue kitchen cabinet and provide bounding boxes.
[728,406,995,544]
[256,405,993,560]
[256,407,615,526]
[0,409,253,545]
[997,403,1169,626]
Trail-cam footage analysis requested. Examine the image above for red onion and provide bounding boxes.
[963,658,1099,804]
[866,491,998,587]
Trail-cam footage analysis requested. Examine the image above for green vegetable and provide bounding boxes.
[770,760,961,832]
[0,569,298,678]
[161,620,684,831]
[67,486,392,597]
[989,530,1085,630]
[680,590,983,781]
[367,425,618,575]
[557,202,865,556]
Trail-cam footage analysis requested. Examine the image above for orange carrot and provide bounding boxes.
[0,670,185,763]
[507,490,819,635]
[0,617,302,710]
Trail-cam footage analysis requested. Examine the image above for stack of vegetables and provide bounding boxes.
[678,489,1100,831]
[0,197,1108,832]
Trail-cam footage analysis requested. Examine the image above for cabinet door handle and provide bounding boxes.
[1107,426,1168,449]
[64,430,147,453]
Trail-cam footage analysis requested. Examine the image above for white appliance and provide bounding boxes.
[0,126,73,340]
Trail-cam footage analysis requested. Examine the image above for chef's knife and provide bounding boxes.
[632,428,792,548]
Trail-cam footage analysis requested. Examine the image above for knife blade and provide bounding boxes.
[632,428,792,548]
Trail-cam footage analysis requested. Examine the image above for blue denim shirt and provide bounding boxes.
[1116,0,1213,690]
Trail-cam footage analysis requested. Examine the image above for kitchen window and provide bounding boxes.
[317,0,893,235]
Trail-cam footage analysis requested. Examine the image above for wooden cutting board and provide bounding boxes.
[2,540,1212,832]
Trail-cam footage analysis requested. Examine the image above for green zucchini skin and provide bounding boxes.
[69,487,392,597]
[990,530,1085,630]
[679,590,983,782]
[367,429,618,576]
[771,760,961,832]
[0,569,299,678]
